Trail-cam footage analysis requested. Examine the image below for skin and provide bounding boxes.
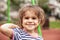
[22,11,39,38]
[0,11,40,38]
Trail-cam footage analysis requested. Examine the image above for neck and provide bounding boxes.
[23,28,35,33]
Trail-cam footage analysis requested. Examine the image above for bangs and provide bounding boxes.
[20,7,40,18]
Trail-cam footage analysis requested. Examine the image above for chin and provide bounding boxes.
[26,28,35,31]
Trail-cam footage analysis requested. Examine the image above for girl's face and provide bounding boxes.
[22,11,39,31]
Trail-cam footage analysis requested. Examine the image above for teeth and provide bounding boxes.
[27,24,35,25]
[27,23,34,24]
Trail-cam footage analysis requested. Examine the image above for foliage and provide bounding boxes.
[10,0,21,10]
[38,0,48,6]
[49,21,60,28]
[42,4,51,14]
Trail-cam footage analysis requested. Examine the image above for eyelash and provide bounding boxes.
[32,17,36,19]
[25,17,36,19]
[25,17,29,19]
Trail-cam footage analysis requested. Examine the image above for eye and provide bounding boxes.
[25,17,29,19]
[32,17,37,19]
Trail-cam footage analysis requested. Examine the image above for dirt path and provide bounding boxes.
[42,29,60,40]
[0,29,60,40]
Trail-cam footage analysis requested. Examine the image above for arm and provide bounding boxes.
[0,23,19,38]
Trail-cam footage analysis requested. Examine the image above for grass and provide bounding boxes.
[49,21,60,28]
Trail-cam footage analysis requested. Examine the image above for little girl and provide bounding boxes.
[0,5,45,40]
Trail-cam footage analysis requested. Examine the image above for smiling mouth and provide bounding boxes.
[26,23,35,26]
[26,24,35,26]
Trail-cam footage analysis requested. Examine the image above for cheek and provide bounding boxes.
[22,19,27,24]
[35,20,39,24]
[22,19,24,25]
[22,20,26,27]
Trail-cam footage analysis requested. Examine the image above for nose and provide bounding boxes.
[27,18,34,24]
[28,18,33,23]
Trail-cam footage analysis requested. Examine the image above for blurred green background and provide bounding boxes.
[0,0,60,29]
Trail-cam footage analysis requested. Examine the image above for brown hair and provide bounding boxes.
[18,5,45,29]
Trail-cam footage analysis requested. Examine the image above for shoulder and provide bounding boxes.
[12,28,23,33]
[12,28,22,40]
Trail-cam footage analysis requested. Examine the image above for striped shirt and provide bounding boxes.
[12,28,43,40]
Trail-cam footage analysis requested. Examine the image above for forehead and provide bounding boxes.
[24,11,37,17]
